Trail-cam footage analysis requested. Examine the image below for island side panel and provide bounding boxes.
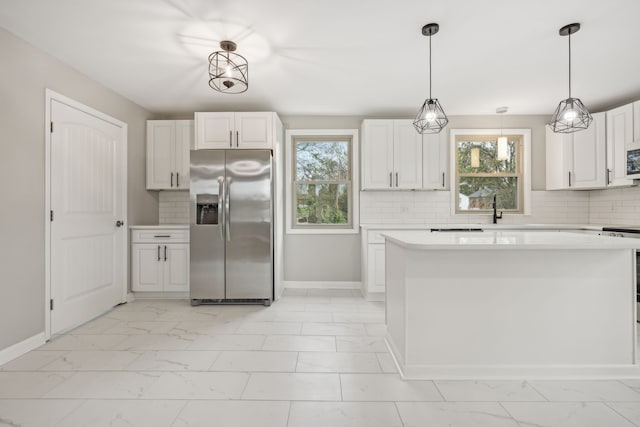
[385,240,407,367]
[402,248,635,369]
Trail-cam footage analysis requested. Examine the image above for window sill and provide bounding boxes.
[286,227,359,235]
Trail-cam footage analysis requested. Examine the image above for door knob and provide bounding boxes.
[115,220,124,227]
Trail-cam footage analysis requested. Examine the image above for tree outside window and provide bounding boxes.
[293,136,352,227]
[455,135,524,213]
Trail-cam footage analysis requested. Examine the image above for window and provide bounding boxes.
[451,129,531,215]
[285,129,359,234]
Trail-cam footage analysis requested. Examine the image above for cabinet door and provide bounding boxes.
[606,104,633,187]
[571,112,606,189]
[131,244,163,292]
[195,112,235,149]
[545,125,571,190]
[634,101,640,142]
[235,112,273,149]
[163,244,189,292]
[422,132,448,190]
[174,120,193,189]
[393,120,423,189]
[361,120,394,189]
[146,121,175,189]
[367,244,385,294]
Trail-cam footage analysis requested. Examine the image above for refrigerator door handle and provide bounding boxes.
[225,176,232,241]
[217,176,225,241]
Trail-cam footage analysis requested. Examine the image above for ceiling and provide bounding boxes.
[1,0,640,117]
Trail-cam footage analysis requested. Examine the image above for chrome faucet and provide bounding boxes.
[492,194,503,224]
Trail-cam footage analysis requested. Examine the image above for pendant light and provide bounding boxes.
[413,23,448,134]
[496,107,509,161]
[208,40,248,94]
[550,23,592,133]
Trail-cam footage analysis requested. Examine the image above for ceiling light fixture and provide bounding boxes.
[413,23,448,134]
[208,40,248,94]
[496,106,509,161]
[550,23,592,133]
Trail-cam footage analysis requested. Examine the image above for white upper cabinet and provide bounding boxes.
[606,103,634,187]
[545,112,606,190]
[361,119,422,190]
[422,132,449,190]
[195,112,276,150]
[393,121,423,189]
[571,112,606,189]
[634,101,640,142]
[146,120,193,190]
[361,120,394,189]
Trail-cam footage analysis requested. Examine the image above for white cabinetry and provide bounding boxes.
[422,132,449,190]
[634,101,640,142]
[361,120,422,189]
[361,228,401,300]
[195,112,278,150]
[545,112,606,190]
[606,103,634,187]
[131,227,189,294]
[146,120,193,190]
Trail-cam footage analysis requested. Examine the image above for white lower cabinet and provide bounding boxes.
[361,229,396,300]
[131,227,189,294]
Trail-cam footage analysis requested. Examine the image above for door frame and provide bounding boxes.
[44,89,128,339]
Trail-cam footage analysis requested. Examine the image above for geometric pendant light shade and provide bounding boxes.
[549,23,592,133]
[413,23,448,134]
[208,40,248,94]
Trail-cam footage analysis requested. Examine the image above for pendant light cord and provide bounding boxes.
[429,34,432,99]
[568,31,572,98]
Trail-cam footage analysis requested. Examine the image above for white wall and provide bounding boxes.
[0,28,156,352]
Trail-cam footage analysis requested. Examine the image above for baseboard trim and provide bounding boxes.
[0,332,46,366]
[283,281,361,290]
[126,292,136,303]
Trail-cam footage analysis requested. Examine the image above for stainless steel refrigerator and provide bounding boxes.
[189,149,273,305]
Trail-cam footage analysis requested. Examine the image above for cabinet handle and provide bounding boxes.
[176,172,179,187]
[568,171,571,187]
[164,245,167,261]
[236,130,239,147]
[607,168,612,184]
[170,172,174,187]
[442,172,445,188]
[157,245,161,261]
[229,130,232,148]
[395,172,398,187]
[389,172,392,188]
[153,235,171,238]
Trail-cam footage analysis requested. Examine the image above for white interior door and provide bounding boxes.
[50,98,126,335]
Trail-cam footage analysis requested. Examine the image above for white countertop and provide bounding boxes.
[361,223,604,231]
[382,230,640,250]
[129,225,189,229]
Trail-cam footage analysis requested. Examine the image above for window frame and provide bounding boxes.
[285,129,359,234]
[449,128,531,216]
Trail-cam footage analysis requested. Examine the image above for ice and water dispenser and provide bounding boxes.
[196,194,218,225]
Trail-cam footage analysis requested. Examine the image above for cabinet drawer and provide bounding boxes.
[131,229,189,243]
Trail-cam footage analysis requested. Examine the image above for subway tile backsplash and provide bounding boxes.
[158,191,189,224]
[160,186,640,227]
[589,186,640,226]
[359,190,590,225]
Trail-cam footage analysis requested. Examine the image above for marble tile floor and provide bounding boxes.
[0,288,639,426]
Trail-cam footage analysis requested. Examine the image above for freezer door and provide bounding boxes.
[190,150,226,299]
[225,150,273,299]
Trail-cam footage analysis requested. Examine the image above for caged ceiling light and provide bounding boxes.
[413,23,448,134]
[208,40,248,94]
[550,23,592,133]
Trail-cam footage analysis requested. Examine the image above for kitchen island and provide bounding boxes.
[383,230,640,379]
